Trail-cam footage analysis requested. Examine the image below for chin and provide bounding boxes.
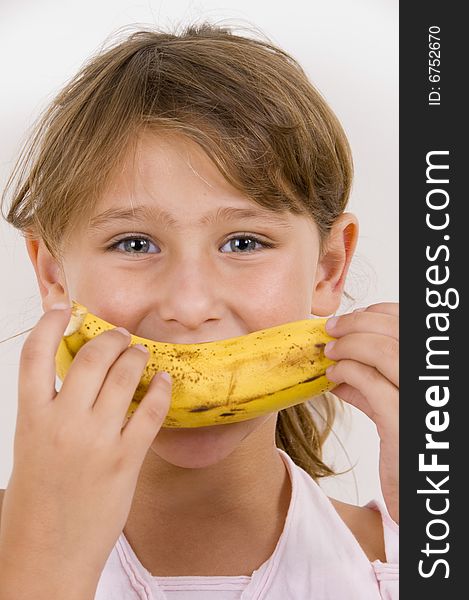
[150,414,274,469]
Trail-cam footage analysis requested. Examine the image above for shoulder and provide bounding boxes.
[328,496,386,563]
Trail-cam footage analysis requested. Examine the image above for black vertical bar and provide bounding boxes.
[401,2,466,597]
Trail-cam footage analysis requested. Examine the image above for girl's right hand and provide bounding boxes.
[0,305,172,593]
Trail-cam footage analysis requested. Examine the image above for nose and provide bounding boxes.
[157,252,223,331]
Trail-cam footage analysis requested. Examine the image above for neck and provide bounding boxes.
[123,423,292,576]
[132,440,288,519]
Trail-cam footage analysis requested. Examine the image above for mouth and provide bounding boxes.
[151,334,246,345]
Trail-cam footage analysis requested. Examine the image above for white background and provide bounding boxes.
[0,0,398,505]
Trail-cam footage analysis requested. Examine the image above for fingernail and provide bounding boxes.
[326,365,336,380]
[51,302,71,310]
[324,340,336,355]
[326,316,339,332]
[114,326,131,338]
[159,371,172,384]
[133,344,149,354]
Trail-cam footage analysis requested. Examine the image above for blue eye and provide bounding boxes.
[109,236,158,255]
[108,234,273,256]
[220,235,271,253]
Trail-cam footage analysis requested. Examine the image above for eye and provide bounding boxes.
[108,236,159,255]
[107,233,274,256]
[220,234,273,253]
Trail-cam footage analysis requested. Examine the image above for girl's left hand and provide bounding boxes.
[324,302,399,524]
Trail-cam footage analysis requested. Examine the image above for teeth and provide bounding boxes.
[55,300,337,428]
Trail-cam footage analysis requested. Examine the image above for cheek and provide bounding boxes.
[66,262,148,328]
[238,259,315,328]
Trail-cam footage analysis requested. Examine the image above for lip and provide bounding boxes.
[137,334,245,345]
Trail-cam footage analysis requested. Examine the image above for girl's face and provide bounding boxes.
[47,132,334,468]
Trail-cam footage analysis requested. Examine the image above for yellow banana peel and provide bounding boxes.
[55,301,337,428]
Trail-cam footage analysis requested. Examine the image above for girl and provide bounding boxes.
[0,22,398,599]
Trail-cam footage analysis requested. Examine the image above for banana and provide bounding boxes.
[55,301,337,428]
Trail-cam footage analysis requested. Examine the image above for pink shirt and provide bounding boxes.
[95,448,398,599]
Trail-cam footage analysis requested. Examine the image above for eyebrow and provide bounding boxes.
[88,204,294,231]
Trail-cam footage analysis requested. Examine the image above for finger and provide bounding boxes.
[327,359,399,427]
[121,372,172,463]
[325,332,399,387]
[326,311,398,341]
[329,382,374,420]
[358,302,399,317]
[92,344,151,431]
[19,305,72,412]
[57,327,134,411]
[331,383,399,441]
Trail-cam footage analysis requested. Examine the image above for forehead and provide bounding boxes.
[93,131,243,213]
[84,131,318,239]
[114,131,233,194]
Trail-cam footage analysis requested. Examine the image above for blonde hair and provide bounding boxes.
[1,21,354,480]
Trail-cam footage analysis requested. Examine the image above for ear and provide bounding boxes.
[311,212,359,316]
[25,235,70,311]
